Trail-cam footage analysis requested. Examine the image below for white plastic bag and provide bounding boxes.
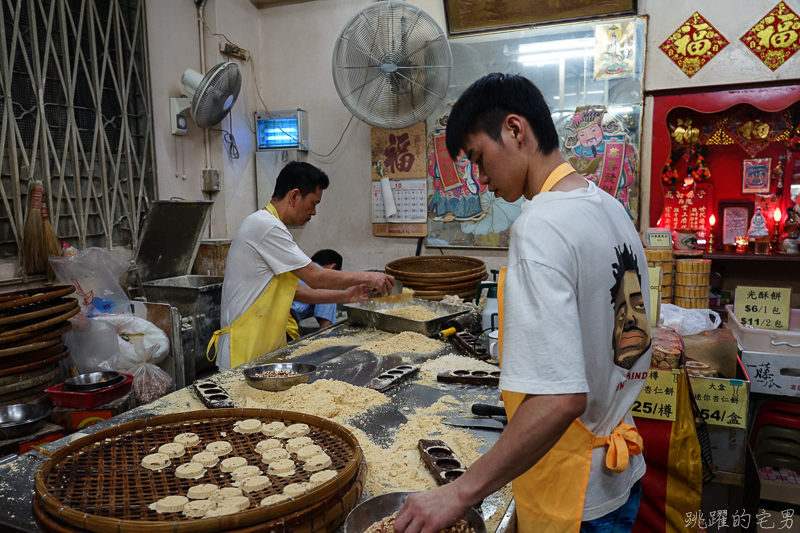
[50,247,131,316]
[64,316,121,373]
[96,315,170,367]
[127,345,174,403]
[660,304,721,336]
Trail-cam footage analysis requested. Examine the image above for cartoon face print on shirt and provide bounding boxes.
[609,244,652,370]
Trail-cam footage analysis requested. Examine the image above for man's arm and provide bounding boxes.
[292,263,394,294]
[394,392,586,533]
[294,284,370,305]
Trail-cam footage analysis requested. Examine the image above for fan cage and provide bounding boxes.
[332,0,452,130]
[192,62,243,128]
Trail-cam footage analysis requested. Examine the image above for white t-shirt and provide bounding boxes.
[215,209,311,370]
[499,181,651,521]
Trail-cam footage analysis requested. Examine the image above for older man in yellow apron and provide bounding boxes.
[395,74,651,533]
[208,161,394,370]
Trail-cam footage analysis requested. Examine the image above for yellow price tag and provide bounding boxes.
[647,230,672,249]
[648,266,662,328]
[631,369,680,421]
[689,377,748,429]
[734,286,792,331]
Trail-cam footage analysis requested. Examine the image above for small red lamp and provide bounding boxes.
[708,214,716,251]
[772,207,782,253]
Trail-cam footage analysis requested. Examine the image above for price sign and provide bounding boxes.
[631,369,680,421]
[647,228,673,249]
[689,377,748,429]
[648,266,662,328]
[734,286,792,331]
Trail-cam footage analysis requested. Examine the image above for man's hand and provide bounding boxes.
[394,483,470,533]
[364,272,395,296]
[344,284,371,303]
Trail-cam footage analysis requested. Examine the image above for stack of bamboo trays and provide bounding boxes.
[645,249,674,304]
[674,259,711,309]
[385,256,487,301]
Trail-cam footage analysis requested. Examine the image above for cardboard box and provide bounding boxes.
[741,349,800,397]
[50,390,135,433]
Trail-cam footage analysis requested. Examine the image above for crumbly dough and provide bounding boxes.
[192,451,220,467]
[262,448,290,463]
[206,441,233,456]
[286,436,313,454]
[309,469,337,487]
[183,500,216,518]
[241,475,271,492]
[261,421,285,436]
[296,445,323,462]
[150,495,189,513]
[174,432,201,447]
[205,506,238,517]
[233,419,263,434]
[141,453,171,470]
[158,442,186,458]
[276,423,309,439]
[220,457,248,472]
[187,484,218,500]
[304,453,332,472]
[231,465,262,481]
[283,482,313,498]
[224,495,251,511]
[255,439,282,454]
[261,494,290,506]
[176,462,206,479]
[267,458,296,477]
[211,487,243,503]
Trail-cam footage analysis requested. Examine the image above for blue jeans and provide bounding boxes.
[580,480,642,533]
[291,301,337,325]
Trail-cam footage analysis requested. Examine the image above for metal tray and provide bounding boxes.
[344,298,470,337]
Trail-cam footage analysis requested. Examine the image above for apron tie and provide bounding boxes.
[206,326,231,362]
[593,422,643,473]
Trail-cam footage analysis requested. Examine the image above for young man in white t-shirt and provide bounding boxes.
[395,74,651,533]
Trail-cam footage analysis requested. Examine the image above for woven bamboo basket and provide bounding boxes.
[386,256,486,279]
[34,409,365,533]
[400,276,487,292]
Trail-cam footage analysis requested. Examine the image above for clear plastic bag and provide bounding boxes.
[96,316,170,367]
[660,304,721,336]
[50,247,130,316]
[64,316,121,373]
[127,345,174,404]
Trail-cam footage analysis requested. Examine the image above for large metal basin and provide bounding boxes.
[344,298,470,337]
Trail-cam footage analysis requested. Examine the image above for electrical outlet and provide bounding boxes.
[202,168,220,193]
[220,42,250,61]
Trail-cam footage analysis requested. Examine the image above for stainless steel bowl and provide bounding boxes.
[344,491,486,533]
[0,403,53,439]
[65,371,123,392]
[243,363,317,392]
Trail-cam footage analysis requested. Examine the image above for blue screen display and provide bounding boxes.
[256,117,299,149]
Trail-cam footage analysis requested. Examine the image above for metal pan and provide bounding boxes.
[0,403,52,439]
[65,371,123,392]
[344,298,471,337]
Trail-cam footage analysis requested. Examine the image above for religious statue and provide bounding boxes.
[780,206,800,254]
[748,206,770,239]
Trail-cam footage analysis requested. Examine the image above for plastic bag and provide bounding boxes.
[660,304,721,336]
[50,247,131,316]
[96,315,170,367]
[127,345,174,403]
[64,316,121,373]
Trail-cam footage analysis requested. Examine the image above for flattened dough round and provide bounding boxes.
[141,453,170,470]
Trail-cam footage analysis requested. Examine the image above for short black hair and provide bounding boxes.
[446,73,559,160]
[272,161,330,200]
[311,249,343,271]
[609,244,641,305]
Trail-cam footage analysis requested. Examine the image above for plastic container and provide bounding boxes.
[482,285,499,333]
[45,373,133,409]
[726,304,800,357]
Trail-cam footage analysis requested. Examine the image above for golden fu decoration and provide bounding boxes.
[660,12,730,78]
[741,1,800,71]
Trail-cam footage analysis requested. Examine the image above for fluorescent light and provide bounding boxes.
[519,38,594,54]
[553,96,559,100]
[587,90,605,94]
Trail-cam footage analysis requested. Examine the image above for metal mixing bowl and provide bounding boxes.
[0,404,53,439]
[243,363,317,392]
[65,371,123,392]
[344,491,486,533]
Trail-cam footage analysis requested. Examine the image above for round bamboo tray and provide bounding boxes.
[385,256,486,279]
[0,338,61,360]
[34,459,365,533]
[0,303,80,341]
[0,344,67,376]
[1,322,72,349]
[34,409,365,533]
[0,285,75,311]
[0,377,57,405]
[401,275,488,292]
[0,363,59,395]
[397,269,488,286]
[0,298,79,327]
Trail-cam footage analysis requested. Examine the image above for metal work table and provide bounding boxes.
[0,322,514,533]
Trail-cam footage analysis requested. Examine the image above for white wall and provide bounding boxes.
[640,0,800,92]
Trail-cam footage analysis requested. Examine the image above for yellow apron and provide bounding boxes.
[498,163,643,533]
[206,203,300,368]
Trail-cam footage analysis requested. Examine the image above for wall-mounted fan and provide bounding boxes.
[170,61,242,135]
[332,0,452,130]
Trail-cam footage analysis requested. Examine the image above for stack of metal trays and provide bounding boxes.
[0,285,78,406]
